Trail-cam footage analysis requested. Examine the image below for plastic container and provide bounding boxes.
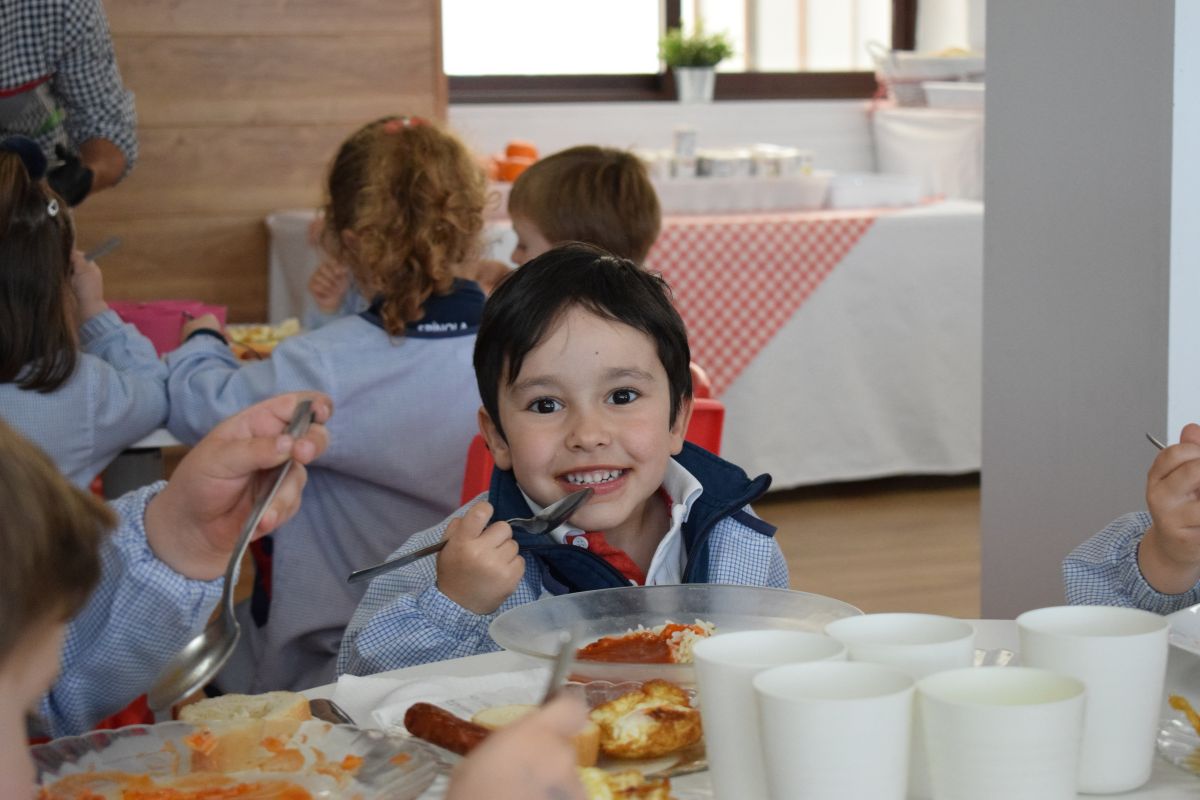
[922,81,985,110]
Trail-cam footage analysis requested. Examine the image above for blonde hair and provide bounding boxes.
[0,420,111,665]
[508,145,662,263]
[321,116,487,335]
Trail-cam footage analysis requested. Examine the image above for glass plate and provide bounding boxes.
[1167,603,1200,657]
[1157,716,1200,777]
[33,719,438,799]
[489,584,861,685]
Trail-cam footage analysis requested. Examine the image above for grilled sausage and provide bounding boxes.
[403,702,490,755]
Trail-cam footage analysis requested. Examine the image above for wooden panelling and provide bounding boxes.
[105,0,436,36]
[97,0,444,320]
[70,214,269,322]
[115,35,441,127]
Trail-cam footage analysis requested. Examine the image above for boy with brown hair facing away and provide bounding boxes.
[507,145,662,266]
[339,244,787,674]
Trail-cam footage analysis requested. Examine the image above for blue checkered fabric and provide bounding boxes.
[0,0,137,172]
[1063,510,1200,612]
[35,483,223,738]
[337,493,789,676]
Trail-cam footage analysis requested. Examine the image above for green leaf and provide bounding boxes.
[658,26,734,68]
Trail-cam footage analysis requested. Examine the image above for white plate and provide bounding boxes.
[1168,603,1200,657]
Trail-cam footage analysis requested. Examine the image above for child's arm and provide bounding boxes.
[1139,423,1200,594]
[339,504,539,675]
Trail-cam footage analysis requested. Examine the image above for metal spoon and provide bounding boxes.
[346,487,592,584]
[1147,432,1167,450]
[148,399,315,711]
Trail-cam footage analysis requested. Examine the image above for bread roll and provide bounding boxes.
[471,703,601,768]
[179,691,311,772]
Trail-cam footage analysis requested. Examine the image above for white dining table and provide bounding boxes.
[305,620,1199,799]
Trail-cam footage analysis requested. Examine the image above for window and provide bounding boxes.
[444,0,917,103]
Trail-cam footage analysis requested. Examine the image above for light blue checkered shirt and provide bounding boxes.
[1063,510,1200,612]
[36,482,222,737]
[338,482,789,677]
[0,309,168,488]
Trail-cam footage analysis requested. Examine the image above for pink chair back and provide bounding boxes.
[108,300,227,356]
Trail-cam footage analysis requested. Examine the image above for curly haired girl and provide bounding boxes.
[165,116,489,693]
[0,137,167,487]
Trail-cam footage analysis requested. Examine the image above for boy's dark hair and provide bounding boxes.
[475,243,691,439]
[508,145,662,263]
[0,151,78,392]
[0,419,110,665]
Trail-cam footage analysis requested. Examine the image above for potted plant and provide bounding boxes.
[659,23,733,104]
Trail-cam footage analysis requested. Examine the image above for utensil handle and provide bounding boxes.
[347,539,447,583]
[220,399,314,614]
[84,236,121,262]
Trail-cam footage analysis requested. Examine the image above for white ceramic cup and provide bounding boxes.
[753,661,914,800]
[693,630,846,800]
[825,612,976,798]
[1016,605,1169,793]
[918,666,1085,800]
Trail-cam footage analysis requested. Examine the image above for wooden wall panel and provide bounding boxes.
[86,0,445,322]
[116,35,442,126]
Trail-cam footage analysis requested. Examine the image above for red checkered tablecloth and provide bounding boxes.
[644,208,881,397]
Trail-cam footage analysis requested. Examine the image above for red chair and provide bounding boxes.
[460,397,725,502]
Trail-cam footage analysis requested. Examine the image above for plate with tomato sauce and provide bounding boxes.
[489,584,861,685]
[33,720,437,800]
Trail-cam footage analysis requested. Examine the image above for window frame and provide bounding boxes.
[448,0,916,104]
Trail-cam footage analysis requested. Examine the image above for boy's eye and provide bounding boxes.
[528,397,562,414]
[608,388,640,405]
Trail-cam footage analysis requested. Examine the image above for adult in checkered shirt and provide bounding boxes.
[1064,423,1200,612]
[0,0,137,205]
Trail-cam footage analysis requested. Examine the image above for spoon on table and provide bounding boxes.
[147,399,315,711]
[346,487,593,584]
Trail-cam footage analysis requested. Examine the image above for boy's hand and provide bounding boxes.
[69,249,108,322]
[308,260,350,314]
[436,501,525,614]
[1141,422,1200,594]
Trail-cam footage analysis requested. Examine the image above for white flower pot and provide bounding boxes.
[673,66,716,103]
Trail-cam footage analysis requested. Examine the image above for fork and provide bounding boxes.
[346,487,592,584]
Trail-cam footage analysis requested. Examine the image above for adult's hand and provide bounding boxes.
[143,392,333,580]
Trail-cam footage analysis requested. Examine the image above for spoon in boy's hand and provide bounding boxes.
[346,487,593,584]
[1147,433,1167,450]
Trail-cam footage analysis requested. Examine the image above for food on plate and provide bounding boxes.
[579,767,672,800]
[588,680,702,759]
[178,691,312,772]
[226,318,301,360]
[37,772,313,799]
[1169,694,1200,736]
[576,620,715,664]
[404,702,491,756]
[471,703,601,767]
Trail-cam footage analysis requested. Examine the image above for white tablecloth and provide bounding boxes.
[306,620,1199,798]
[267,202,983,490]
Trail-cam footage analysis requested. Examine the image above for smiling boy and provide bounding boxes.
[339,244,788,673]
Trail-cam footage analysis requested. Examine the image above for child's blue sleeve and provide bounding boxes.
[1063,511,1200,612]
[705,510,790,588]
[164,330,333,444]
[338,512,544,674]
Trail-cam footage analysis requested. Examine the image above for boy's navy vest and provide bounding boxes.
[485,441,776,594]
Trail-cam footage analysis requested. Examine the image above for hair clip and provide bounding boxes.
[46,198,59,217]
[382,116,428,134]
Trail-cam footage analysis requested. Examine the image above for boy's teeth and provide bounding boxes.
[566,469,621,485]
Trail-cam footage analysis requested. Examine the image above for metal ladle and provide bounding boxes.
[148,399,314,711]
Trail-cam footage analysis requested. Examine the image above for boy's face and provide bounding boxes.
[510,215,554,266]
[480,306,691,542]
